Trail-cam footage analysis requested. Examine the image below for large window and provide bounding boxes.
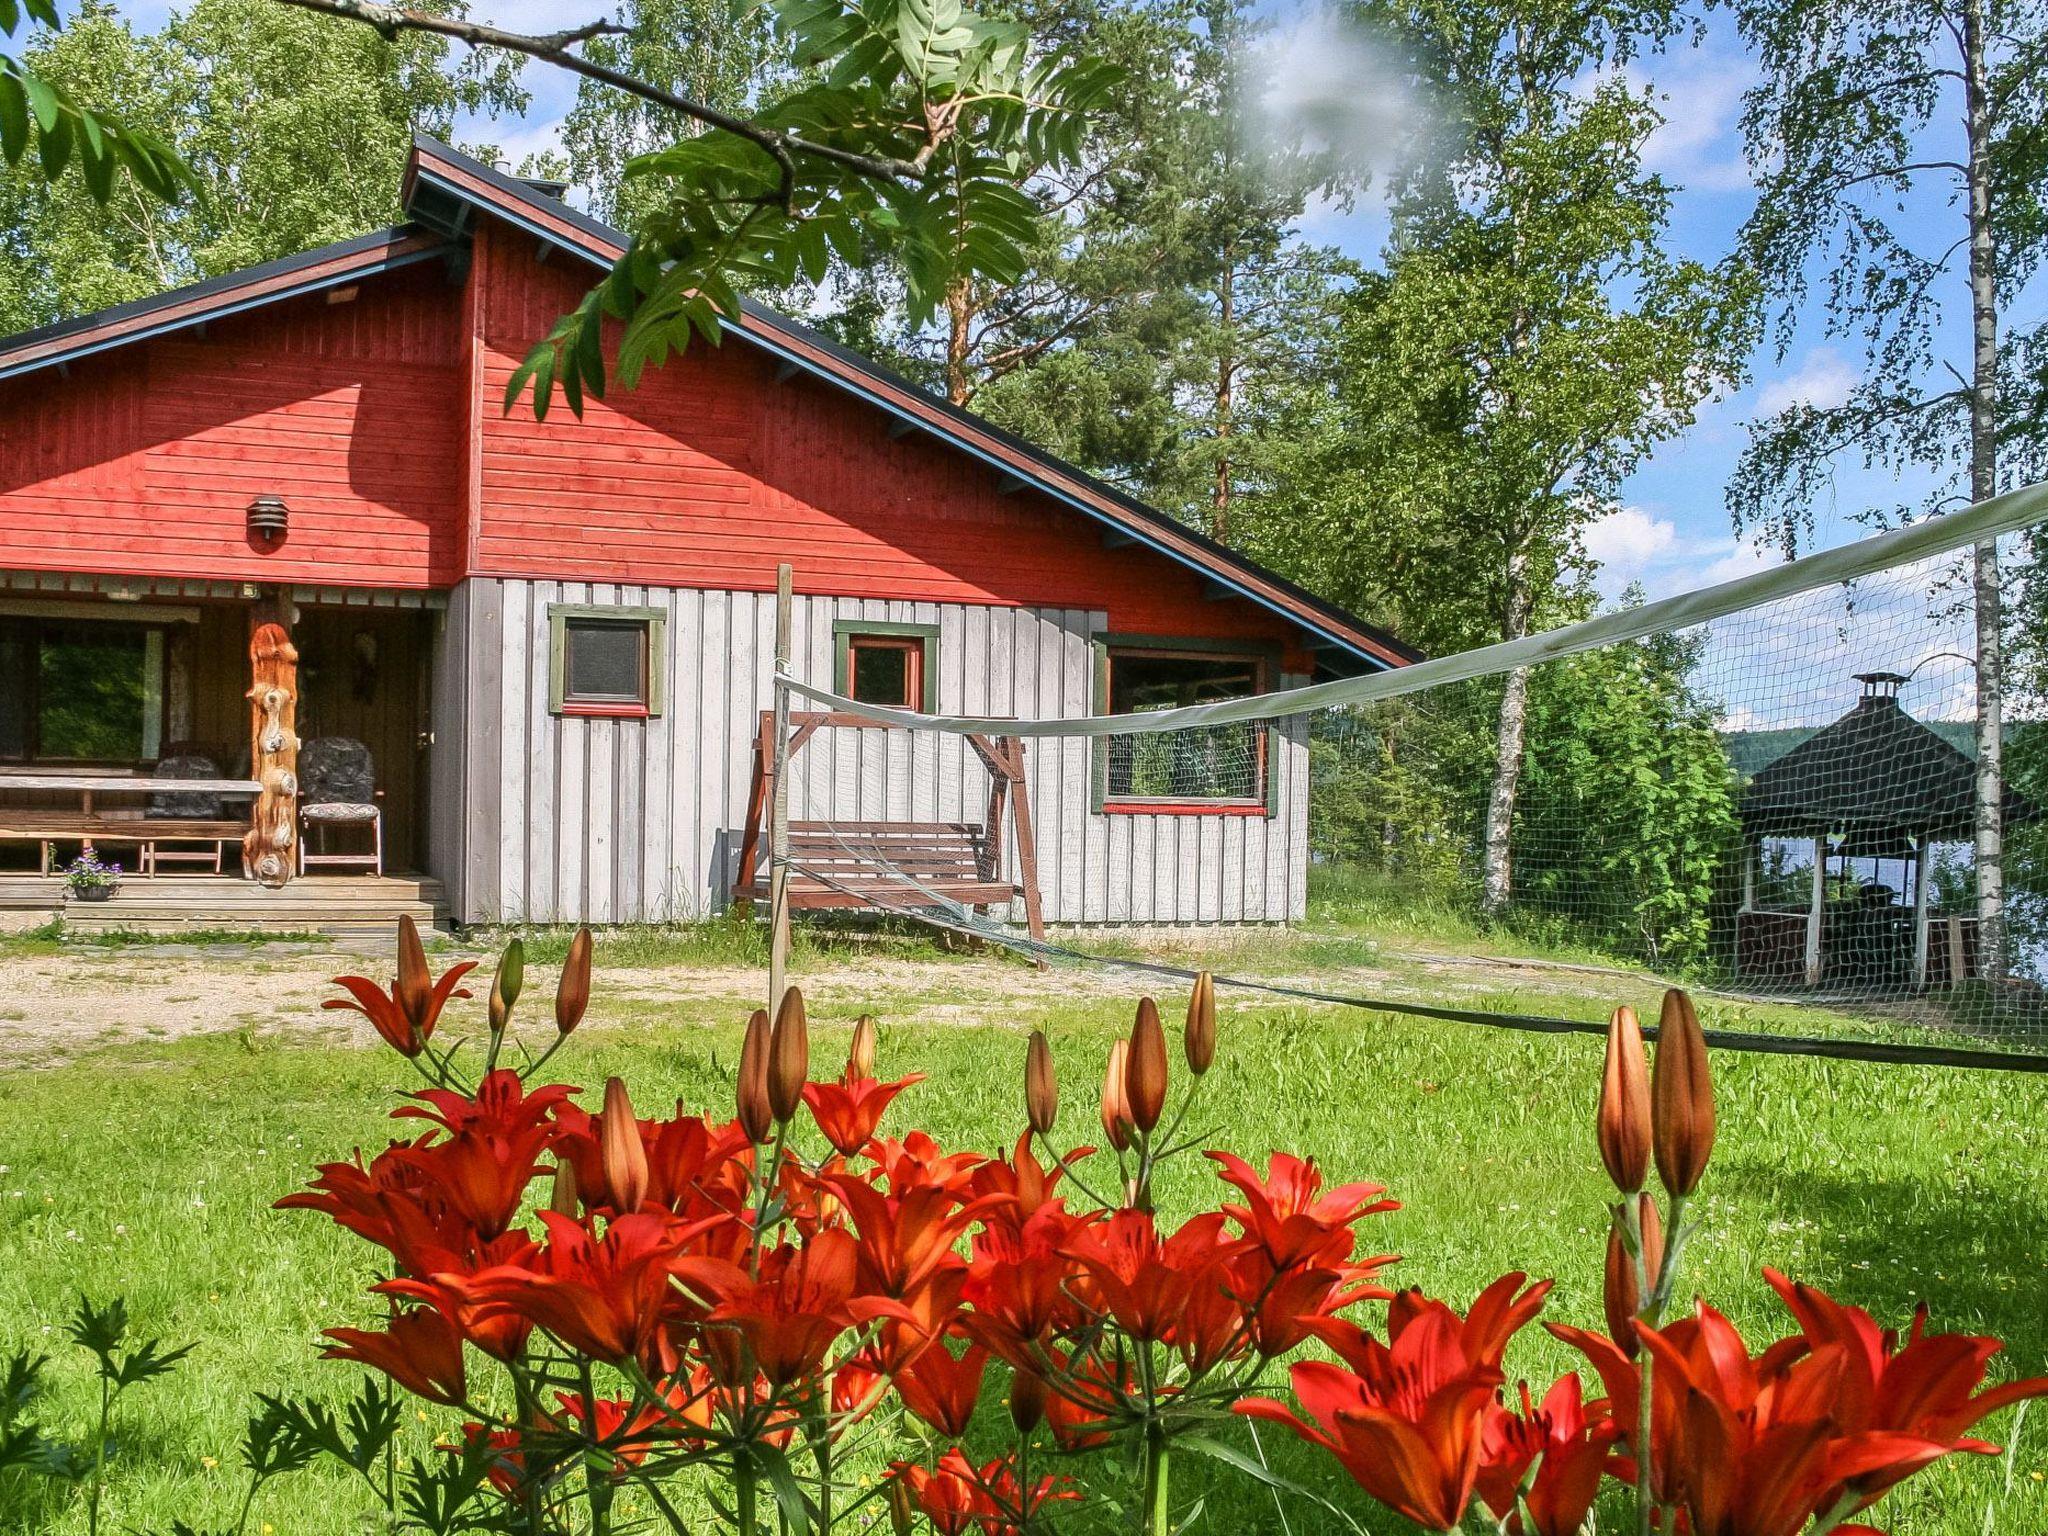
[1096,639,1274,813]
[834,621,939,711]
[548,605,667,718]
[0,618,165,763]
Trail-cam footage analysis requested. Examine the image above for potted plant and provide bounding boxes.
[64,850,122,902]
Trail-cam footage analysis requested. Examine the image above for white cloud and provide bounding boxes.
[1638,62,1753,194]
[1755,346,1860,417]
[1583,503,1682,574]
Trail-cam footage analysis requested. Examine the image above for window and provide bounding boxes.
[834,621,938,711]
[0,618,165,764]
[1094,638,1276,814]
[548,605,666,717]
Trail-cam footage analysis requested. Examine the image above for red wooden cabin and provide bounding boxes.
[0,136,1411,933]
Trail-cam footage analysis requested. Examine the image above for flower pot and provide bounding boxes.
[72,884,116,902]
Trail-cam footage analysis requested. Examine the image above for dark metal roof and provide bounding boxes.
[1740,687,2038,839]
[0,227,447,382]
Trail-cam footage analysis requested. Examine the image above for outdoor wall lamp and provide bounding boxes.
[247,494,289,545]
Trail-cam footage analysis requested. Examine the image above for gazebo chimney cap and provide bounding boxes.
[1854,671,1909,696]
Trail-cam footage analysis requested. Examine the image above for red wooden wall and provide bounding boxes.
[0,262,466,588]
[0,214,1311,664]
[468,219,1309,660]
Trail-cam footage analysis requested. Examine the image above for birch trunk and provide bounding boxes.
[1962,0,2004,979]
[1481,552,1534,915]
[1211,249,1235,543]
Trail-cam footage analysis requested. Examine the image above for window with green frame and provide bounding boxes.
[548,605,667,718]
[834,620,939,711]
[1091,636,1278,814]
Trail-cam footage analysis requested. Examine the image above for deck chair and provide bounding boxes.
[298,737,383,876]
[141,755,241,875]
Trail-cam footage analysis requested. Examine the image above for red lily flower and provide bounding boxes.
[1236,1275,1548,1532]
[891,1449,1076,1536]
[388,1071,574,1238]
[553,1388,683,1468]
[455,1422,528,1497]
[454,1210,687,1372]
[891,1451,985,1536]
[819,1172,1000,1302]
[322,1306,468,1407]
[802,1071,925,1156]
[1225,1248,1392,1358]
[864,1131,985,1197]
[1060,1208,1246,1347]
[1762,1267,2048,1504]
[1208,1150,1399,1267]
[1477,1375,1622,1536]
[380,1229,541,1360]
[965,1134,1085,1224]
[895,1335,991,1438]
[324,960,475,1057]
[677,1227,915,1389]
[964,1201,1092,1349]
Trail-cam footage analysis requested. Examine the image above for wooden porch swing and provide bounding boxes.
[734,710,1047,944]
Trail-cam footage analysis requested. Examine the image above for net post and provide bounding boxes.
[768,562,794,1016]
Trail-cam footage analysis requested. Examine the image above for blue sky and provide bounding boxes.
[91,0,1977,613]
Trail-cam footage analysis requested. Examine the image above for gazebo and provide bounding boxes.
[1735,671,2037,988]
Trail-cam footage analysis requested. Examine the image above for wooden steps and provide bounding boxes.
[45,873,448,938]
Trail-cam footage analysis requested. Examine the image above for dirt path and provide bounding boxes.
[0,926,1670,1069]
[0,942,1162,1067]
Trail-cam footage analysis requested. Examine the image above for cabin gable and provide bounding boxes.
[0,259,467,588]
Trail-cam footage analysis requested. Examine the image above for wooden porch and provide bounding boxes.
[0,871,447,937]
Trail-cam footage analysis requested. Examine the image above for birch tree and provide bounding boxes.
[1255,0,1741,914]
[1732,0,2048,977]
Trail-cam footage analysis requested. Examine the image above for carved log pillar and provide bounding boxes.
[243,599,300,887]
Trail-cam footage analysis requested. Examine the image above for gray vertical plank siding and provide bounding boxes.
[440,578,1313,927]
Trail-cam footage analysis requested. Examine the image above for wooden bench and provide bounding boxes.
[0,813,245,875]
[738,821,1023,911]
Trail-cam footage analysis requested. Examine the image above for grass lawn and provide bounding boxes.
[0,937,2043,1534]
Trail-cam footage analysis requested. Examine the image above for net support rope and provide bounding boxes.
[782,849,2048,1073]
[767,482,2048,1074]
[782,481,2048,734]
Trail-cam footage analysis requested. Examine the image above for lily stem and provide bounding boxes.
[1143,1423,1171,1536]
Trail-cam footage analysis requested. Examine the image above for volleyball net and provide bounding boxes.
[765,484,2048,1068]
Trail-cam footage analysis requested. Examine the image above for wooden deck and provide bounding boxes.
[0,873,448,937]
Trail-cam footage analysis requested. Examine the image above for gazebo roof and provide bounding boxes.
[1739,673,2039,840]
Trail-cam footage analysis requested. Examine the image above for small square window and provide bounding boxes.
[834,622,938,711]
[549,606,665,717]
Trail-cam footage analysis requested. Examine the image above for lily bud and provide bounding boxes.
[887,1475,915,1536]
[1100,1039,1134,1152]
[489,938,524,1036]
[1184,972,1216,1075]
[768,986,810,1124]
[1651,989,1715,1197]
[848,1014,879,1081]
[395,915,431,1035]
[1125,997,1168,1133]
[548,1157,579,1218]
[555,927,593,1036]
[1598,1005,1651,1193]
[601,1076,648,1212]
[1025,1030,1058,1135]
[1603,1195,1664,1356]
[737,1009,774,1144]
[1009,1366,1047,1434]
